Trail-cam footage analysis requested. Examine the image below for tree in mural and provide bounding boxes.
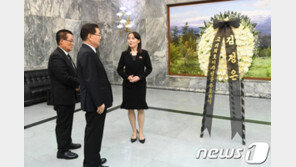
[170,22,203,75]
[171,26,179,45]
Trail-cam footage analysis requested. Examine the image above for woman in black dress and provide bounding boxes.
[117,32,152,143]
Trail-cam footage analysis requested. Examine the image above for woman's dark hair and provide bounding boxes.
[56,29,73,45]
[80,23,99,41]
[126,32,142,53]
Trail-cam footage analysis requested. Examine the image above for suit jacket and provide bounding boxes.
[117,49,152,88]
[48,47,79,106]
[76,44,113,112]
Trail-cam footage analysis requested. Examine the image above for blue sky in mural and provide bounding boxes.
[170,0,271,35]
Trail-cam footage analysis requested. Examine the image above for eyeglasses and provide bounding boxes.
[64,39,74,43]
[92,33,101,37]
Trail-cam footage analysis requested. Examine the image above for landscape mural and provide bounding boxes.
[168,0,271,79]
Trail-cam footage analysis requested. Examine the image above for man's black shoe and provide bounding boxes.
[101,158,107,164]
[57,150,78,159]
[69,143,81,149]
[82,158,107,166]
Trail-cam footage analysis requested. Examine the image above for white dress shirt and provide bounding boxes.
[59,47,76,69]
[59,47,69,56]
[83,42,97,53]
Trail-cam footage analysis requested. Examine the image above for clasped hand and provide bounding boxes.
[97,104,105,114]
[75,86,80,91]
[128,75,140,83]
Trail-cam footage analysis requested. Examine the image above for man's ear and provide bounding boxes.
[59,40,63,45]
[87,34,92,40]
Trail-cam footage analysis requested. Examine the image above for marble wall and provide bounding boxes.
[24,0,271,98]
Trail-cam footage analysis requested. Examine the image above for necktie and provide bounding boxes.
[67,54,76,70]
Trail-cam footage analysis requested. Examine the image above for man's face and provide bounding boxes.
[90,28,101,48]
[60,33,74,52]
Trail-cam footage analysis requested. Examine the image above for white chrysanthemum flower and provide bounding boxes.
[197,16,257,82]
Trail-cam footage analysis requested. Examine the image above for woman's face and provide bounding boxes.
[127,33,140,49]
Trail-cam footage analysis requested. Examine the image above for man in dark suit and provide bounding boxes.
[77,24,113,167]
[48,29,81,159]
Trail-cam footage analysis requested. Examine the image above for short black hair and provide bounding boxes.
[80,23,99,41]
[56,29,73,45]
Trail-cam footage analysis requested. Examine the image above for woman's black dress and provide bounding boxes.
[117,49,152,109]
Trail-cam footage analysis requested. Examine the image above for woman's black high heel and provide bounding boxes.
[130,137,137,143]
[130,129,139,143]
[138,130,145,143]
[139,138,145,144]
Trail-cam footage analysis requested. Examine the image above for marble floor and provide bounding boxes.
[24,85,271,167]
